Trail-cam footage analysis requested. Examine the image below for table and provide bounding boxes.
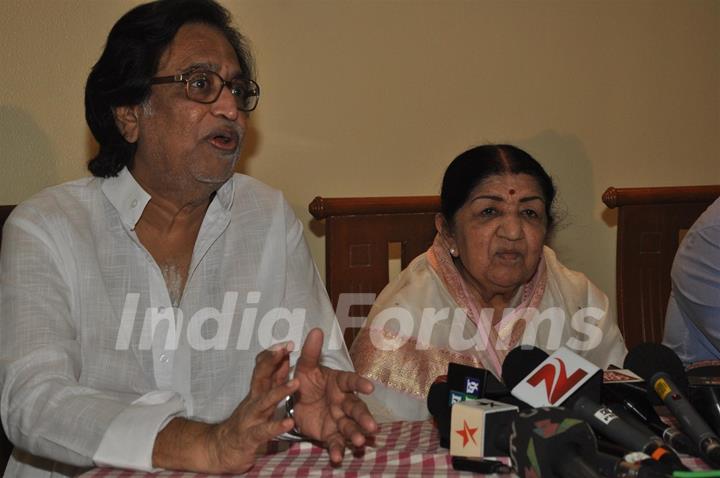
[80,420,484,477]
[78,418,712,477]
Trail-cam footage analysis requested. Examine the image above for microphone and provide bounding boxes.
[602,378,695,454]
[447,362,508,401]
[591,452,678,478]
[623,343,689,405]
[509,407,604,478]
[501,345,551,392]
[572,395,686,471]
[651,371,720,468]
[624,343,720,468]
[687,362,720,436]
[450,398,518,458]
[506,346,602,408]
[427,362,514,449]
[426,377,451,448]
[504,346,685,471]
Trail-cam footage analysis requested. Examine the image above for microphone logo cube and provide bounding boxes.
[450,399,518,458]
[511,347,599,408]
[465,377,481,396]
[450,391,464,405]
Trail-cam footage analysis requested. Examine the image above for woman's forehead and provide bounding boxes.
[469,173,545,200]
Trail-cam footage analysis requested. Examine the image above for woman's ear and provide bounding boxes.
[435,213,459,257]
[112,105,141,143]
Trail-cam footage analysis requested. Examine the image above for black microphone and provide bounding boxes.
[502,346,685,470]
[591,452,677,478]
[501,345,551,391]
[572,395,686,471]
[501,346,604,406]
[687,362,720,436]
[623,343,689,405]
[624,343,720,468]
[426,377,451,448]
[509,407,604,478]
[651,371,720,468]
[603,380,695,454]
[427,362,515,449]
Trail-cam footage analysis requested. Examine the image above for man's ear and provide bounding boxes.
[435,213,458,252]
[113,105,142,143]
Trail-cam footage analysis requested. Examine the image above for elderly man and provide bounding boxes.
[0,0,376,476]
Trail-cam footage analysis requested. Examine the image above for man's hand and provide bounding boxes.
[152,343,299,474]
[293,328,378,464]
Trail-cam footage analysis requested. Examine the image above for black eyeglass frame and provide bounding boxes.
[150,70,260,112]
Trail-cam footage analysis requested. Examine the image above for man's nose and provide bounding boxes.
[210,84,240,122]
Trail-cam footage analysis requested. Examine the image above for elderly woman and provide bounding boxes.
[350,144,626,420]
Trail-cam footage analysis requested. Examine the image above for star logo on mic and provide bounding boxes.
[455,419,478,447]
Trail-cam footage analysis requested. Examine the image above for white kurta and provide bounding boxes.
[0,168,352,477]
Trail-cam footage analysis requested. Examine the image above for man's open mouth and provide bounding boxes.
[208,130,239,151]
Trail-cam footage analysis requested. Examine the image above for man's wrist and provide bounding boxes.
[152,417,214,472]
[284,394,303,437]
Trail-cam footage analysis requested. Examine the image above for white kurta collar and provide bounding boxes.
[101,167,151,230]
[101,167,236,230]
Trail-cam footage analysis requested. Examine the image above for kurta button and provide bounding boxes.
[131,199,138,208]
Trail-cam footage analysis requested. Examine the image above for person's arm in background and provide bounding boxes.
[663,201,720,363]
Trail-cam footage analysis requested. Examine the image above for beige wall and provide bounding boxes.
[1,0,719,314]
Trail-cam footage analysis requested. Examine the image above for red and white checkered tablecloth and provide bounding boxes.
[78,419,712,477]
[80,420,485,477]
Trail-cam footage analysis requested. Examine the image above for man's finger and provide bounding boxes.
[251,346,290,389]
[254,378,300,415]
[271,354,291,386]
[250,417,296,446]
[324,432,346,465]
[339,395,378,434]
[335,415,367,447]
[296,328,323,372]
[334,371,374,395]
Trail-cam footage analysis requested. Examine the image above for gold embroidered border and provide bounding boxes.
[351,327,484,398]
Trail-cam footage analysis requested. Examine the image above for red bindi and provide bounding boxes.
[509,189,516,195]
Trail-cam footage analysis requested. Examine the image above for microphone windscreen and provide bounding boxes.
[501,346,549,389]
[427,381,449,417]
[687,361,720,380]
[623,343,689,398]
[447,363,506,400]
[685,363,720,436]
[427,381,451,447]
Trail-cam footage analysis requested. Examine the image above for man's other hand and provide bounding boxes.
[293,328,378,464]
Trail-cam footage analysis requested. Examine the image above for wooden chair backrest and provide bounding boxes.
[0,205,14,251]
[602,185,720,349]
[309,196,439,346]
[0,204,15,472]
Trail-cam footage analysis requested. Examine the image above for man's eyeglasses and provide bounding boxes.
[150,70,260,112]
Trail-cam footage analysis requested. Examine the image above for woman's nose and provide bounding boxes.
[497,214,523,240]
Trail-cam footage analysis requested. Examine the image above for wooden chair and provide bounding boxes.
[309,196,439,346]
[602,185,720,350]
[0,205,14,251]
[0,204,15,472]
